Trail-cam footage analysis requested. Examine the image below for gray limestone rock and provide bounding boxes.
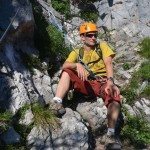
[27,108,89,150]
[76,98,107,132]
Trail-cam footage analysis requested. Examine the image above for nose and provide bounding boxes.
[92,35,96,39]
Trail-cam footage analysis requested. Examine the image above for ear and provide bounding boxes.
[80,34,85,42]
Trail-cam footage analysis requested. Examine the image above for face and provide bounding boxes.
[81,32,98,46]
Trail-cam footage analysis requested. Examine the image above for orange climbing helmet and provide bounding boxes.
[79,22,98,35]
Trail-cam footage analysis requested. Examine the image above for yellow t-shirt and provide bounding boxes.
[65,41,115,76]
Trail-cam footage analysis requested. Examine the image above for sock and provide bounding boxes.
[107,128,115,136]
[53,97,62,104]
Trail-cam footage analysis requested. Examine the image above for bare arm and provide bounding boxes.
[62,61,88,81]
[62,61,77,70]
[103,56,113,79]
[103,56,120,97]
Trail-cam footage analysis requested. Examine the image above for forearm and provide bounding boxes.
[105,62,113,78]
[104,56,114,85]
[62,61,77,70]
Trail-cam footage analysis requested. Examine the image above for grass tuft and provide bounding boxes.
[32,103,60,129]
[0,111,12,133]
[139,37,150,59]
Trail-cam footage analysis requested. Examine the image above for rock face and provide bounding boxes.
[0,0,150,149]
[27,108,89,150]
[0,0,53,113]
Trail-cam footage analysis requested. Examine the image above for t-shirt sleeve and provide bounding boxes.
[65,49,79,63]
[100,42,115,59]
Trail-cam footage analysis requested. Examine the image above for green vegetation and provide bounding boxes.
[138,61,150,81]
[79,3,99,22]
[0,102,59,149]
[1,123,33,149]
[13,124,33,150]
[80,10,99,22]
[0,111,12,122]
[17,103,60,129]
[141,85,150,97]
[121,38,150,148]
[121,61,150,104]
[138,37,150,59]
[17,103,31,120]
[121,37,150,104]
[0,144,27,150]
[121,88,137,105]
[51,0,71,19]
[31,0,70,76]
[46,25,70,58]
[32,103,60,129]
[122,62,132,70]
[22,53,45,74]
[121,114,150,148]
[0,111,12,133]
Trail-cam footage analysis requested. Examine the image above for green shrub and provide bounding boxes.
[121,115,150,148]
[78,1,99,22]
[51,0,71,19]
[0,111,12,122]
[80,10,99,22]
[31,0,70,76]
[121,88,137,105]
[46,24,70,59]
[34,4,68,60]
[0,111,12,132]
[139,37,150,59]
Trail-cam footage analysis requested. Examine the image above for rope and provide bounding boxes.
[0,8,20,43]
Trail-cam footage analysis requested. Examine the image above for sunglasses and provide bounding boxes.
[86,33,98,38]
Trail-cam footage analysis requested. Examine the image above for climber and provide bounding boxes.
[49,22,122,148]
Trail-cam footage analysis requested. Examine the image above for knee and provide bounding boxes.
[108,101,120,110]
[61,71,70,78]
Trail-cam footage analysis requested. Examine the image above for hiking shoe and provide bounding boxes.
[104,135,122,150]
[49,101,66,117]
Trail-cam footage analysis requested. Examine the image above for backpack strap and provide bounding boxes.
[95,43,102,59]
[78,47,84,63]
[77,47,96,79]
[78,43,102,62]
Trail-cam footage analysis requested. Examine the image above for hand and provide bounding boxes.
[105,80,114,96]
[112,85,120,97]
[76,63,88,81]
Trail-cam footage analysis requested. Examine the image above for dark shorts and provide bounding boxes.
[62,69,121,107]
